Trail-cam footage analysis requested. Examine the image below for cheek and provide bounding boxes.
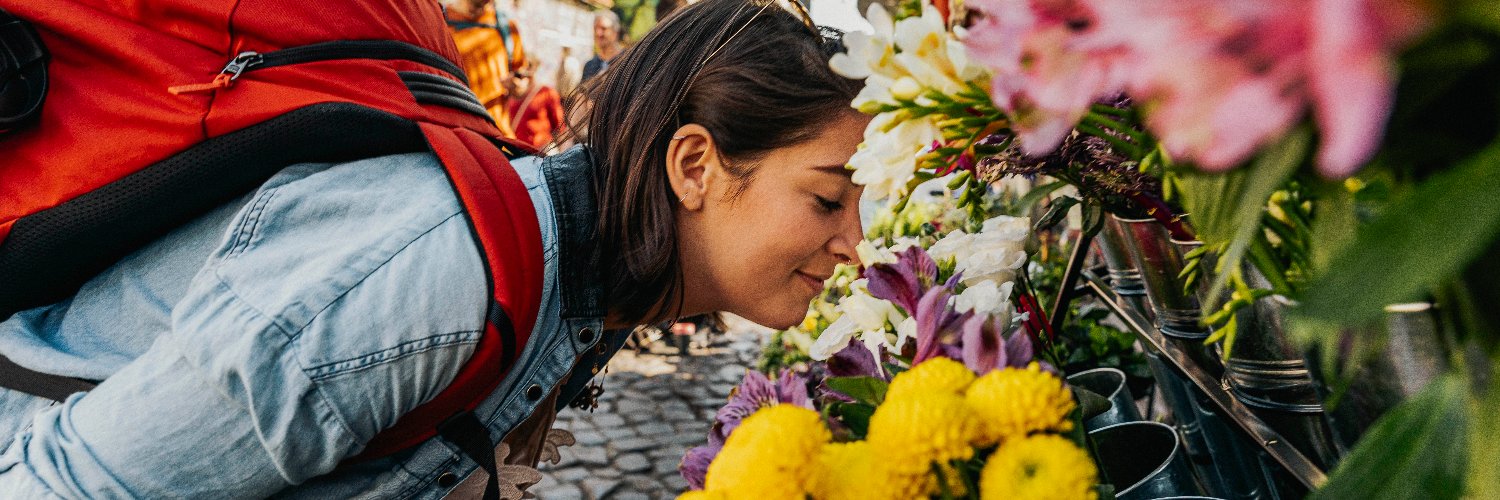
[700,200,829,325]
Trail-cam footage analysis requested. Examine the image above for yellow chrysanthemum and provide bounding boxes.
[866,392,978,497]
[965,363,1075,446]
[810,441,903,500]
[677,490,729,500]
[703,404,831,499]
[979,434,1098,500]
[885,356,976,402]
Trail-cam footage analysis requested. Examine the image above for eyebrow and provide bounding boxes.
[814,164,853,176]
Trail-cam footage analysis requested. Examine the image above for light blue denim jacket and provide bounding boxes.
[0,146,619,498]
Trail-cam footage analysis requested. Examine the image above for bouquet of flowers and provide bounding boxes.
[678,359,1092,500]
[696,0,1500,494]
[680,210,1122,498]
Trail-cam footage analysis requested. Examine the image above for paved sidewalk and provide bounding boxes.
[532,317,770,499]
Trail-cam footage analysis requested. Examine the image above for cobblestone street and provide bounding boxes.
[532,317,770,499]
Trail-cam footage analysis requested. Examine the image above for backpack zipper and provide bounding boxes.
[169,40,467,95]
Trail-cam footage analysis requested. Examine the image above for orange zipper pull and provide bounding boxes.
[168,51,263,95]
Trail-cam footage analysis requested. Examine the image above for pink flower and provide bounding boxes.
[964,0,1131,154]
[964,0,1431,176]
[1112,0,1430,175]
[1094,0,1310,171]
[1307,0,1430,177]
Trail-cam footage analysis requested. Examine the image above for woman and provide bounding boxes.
[0,0,866,497]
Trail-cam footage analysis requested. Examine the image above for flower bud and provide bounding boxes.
[891,76,922,101]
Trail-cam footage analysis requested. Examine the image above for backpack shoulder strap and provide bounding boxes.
[348,123,543,461]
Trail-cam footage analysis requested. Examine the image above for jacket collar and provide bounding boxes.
[541,146,606,321]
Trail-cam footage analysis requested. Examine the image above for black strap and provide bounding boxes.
[437,410,501,500]
[0,104,426,321]
[0,354,96,401]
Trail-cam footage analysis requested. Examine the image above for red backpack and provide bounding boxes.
[0,0,544,494]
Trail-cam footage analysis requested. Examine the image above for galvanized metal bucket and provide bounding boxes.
[1307,302,1449,455]
[1068,367,1142,431]
[1091,421,1205,500]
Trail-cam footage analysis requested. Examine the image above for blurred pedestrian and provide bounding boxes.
[580,10,621,83]
[556,45,583,100]
[445,0,527,132]
[505,62,567,151]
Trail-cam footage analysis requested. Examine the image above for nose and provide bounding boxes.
[827,204,864,265]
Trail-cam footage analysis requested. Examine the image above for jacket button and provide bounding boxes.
[526,384,544,401]
[577,327,595,344]
[436,471,458,488]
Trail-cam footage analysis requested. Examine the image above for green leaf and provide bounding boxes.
[825,376,889,406]
[1458,0,1500,36]
[1295,141,1500,328]
[1034,196,1081,233]
[1467,364,1500,498]
[1309,181,1358,272]
[1198,129,1310,306]
[1311,374,1468,500]
[830,402,877,439]
[1014,180,1069,217]
[1071,386,1112,422]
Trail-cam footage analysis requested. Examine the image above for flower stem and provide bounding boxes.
[1089,103,1131,117]
[1076,122,1143,159]
[1082,111,1146,145]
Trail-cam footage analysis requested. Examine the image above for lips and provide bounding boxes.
[795,270,831,292]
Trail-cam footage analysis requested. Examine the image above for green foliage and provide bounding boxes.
[826,401,877,439]
[1048,306,1154,396]
[756,328,813,373]
[825,376,890,406]
[1311,375,1469,500]
[1294,140,1500,333]
[1175,128,1309,306]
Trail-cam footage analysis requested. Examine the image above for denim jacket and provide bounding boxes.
[0,146,620,498]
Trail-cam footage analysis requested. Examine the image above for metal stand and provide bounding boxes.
[1081,269,1328,489]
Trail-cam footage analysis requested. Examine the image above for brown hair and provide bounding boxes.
[572,0,862,324]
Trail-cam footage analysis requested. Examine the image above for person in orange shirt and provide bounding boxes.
[444,0,526,135]
[504,62,566,151]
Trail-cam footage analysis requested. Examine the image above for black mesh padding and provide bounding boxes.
[0,102,428,320]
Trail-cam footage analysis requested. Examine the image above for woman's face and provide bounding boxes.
[670,112,871,329]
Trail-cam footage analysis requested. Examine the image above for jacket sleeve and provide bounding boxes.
[0,153,489,498]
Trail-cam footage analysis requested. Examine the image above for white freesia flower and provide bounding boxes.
[849,112,942,201]
[841,290,899,331]
[856,239,898,267]
[892,6,969,96]
[809,314,857,360]
[854,237,923,267]
[890,76,922,101]
[832,4,988,111]
[894,315,917,352]
[808,285,904,361]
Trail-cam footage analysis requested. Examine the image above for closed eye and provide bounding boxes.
[815,195,844,213]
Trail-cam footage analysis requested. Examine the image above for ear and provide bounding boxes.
[664,123,722,211]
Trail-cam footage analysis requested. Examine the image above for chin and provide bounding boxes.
[735,304,809,331]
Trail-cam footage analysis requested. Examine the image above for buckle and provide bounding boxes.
[0,8,48,136]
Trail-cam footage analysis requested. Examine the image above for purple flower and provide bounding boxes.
[680,445,718,490]
[959,313,1036,374]
[912,285,966,364]
[679,369,814,489]
[865,246,940,314]
[827,342,886,380]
